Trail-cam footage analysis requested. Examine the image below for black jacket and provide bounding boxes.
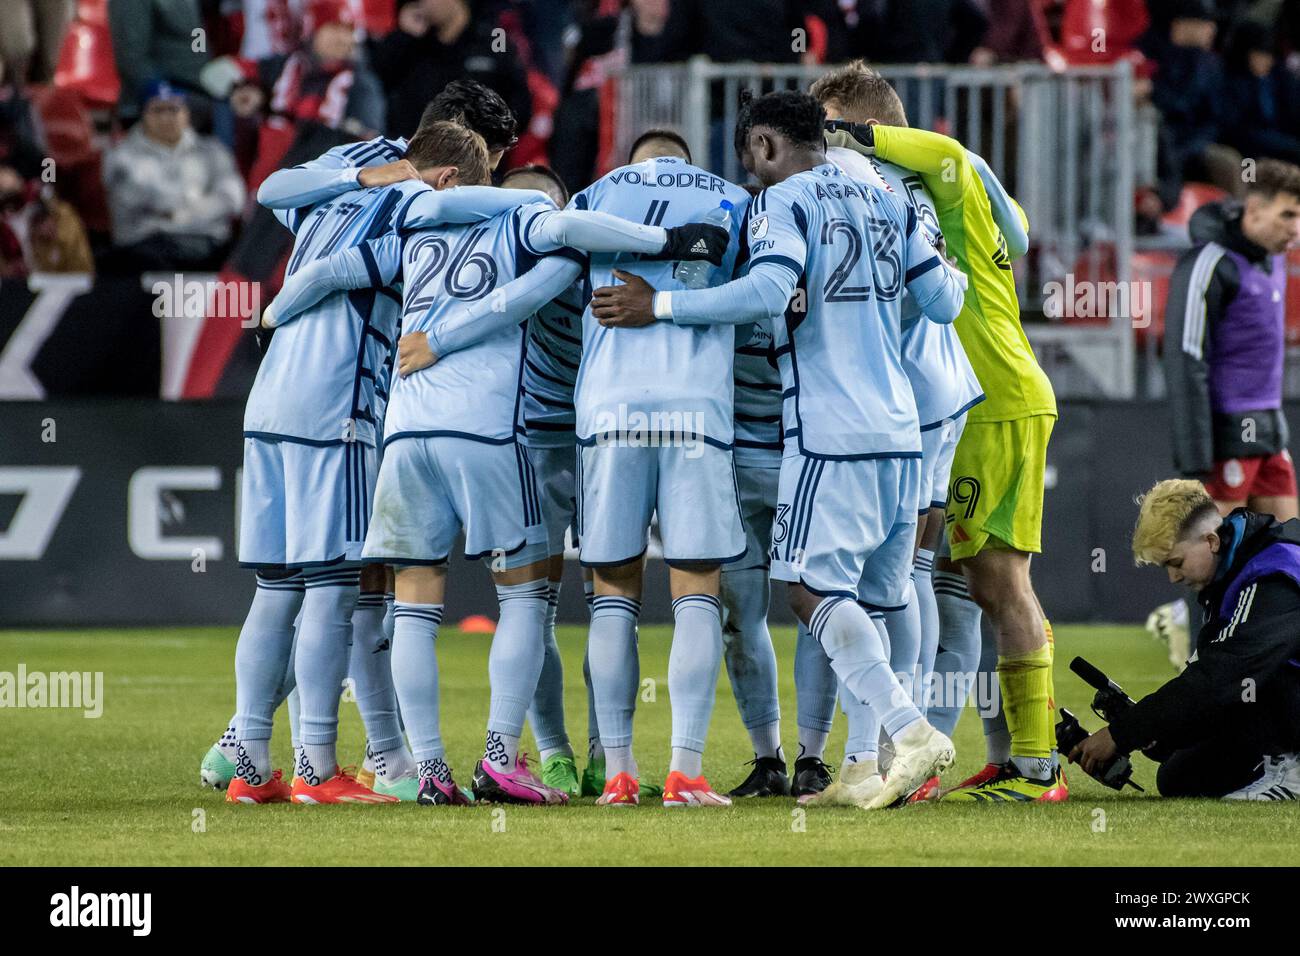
[1163,200,1288,477]
[1110,509,1300,754]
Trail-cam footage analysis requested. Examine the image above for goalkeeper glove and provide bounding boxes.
[651,223,729,265]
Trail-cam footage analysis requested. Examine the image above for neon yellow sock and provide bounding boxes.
[1043,619,1057,723]
[996,643,1053,761]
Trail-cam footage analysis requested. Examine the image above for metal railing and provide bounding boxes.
[611,58,1149,399]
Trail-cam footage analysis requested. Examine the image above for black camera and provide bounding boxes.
[1053,657,1144,791]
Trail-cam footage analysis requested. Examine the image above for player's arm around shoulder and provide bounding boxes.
[871,125,973,211]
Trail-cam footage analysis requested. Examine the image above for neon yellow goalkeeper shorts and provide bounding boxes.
[944,414,1055,561]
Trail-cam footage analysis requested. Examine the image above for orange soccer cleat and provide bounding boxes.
[662,771,732,807]
[226,769,292,804]
[290,767,399,804]
[595,771,640,807]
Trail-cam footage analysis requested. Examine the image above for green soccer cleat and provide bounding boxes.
[200,745,236,790]
[371,774,421,801]
[541,754,581,797]
[580,756,606,797]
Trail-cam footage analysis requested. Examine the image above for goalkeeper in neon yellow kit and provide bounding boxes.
[823,66,1063,803]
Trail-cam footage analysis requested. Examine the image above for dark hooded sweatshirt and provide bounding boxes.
[1110,509,1300,755]
[1162,201,1288,478]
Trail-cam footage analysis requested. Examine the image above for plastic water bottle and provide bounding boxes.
[676,200,733,290]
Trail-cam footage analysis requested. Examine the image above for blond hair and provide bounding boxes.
[1132,479,1218,566]
[405,121,491,186]
[809,60,908,127]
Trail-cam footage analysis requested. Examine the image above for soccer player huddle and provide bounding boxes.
[201,62,1065,810]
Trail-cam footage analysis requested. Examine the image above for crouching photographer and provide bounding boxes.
[1070,479,1300,799]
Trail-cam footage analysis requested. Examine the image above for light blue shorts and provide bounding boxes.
[577,441,745,567]
[238,436,375,569]
[769,453,920,608]
[362,436,547,569]
[729,463,780,573]
[525,441,577,556]
[919,414,966,511]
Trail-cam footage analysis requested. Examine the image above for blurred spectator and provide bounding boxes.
[1144,0,1242,209]
[371,0,532,140]
[550,0,686,190]
[102,81,245,270]
[237,0,310,60]
[659,0,803,64]
[108,0,210,121]
[0,164,94,275]
[0,0,73,85]
[0,73,47,181]
[968,0,1046,64]
[202,0,385,141]
[1223,18,1300,167]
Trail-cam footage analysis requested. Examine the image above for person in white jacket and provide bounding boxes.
[103,80,246,271]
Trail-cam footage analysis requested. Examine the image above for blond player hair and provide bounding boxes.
[1132,479,1219,566]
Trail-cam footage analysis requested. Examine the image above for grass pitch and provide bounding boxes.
[1,623,1295,866]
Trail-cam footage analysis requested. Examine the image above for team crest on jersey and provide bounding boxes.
[750,214,769,241]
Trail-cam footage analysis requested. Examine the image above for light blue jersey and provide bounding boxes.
[521,283,585,447]
[244,184,410,447]
[748,164,946,460]
[569,157,751,447]
[258,135,409,223]
[828,147,984,430]
[355,200,583,446]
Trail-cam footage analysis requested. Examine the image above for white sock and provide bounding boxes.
[605,744,636,778]
[670,747,703,778]
[749,720,783,761]
[588,736,605,761]
[797,729,829,762]
[235,740,272,785]
[372,742,416,781]
[485,730,522,774]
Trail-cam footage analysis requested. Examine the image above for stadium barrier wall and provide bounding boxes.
[613,59,1143,401]
[0,398,1273,628]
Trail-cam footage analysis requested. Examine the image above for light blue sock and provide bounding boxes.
[279,633,299,771]
[720,567,782,757]
[582,646,602,758]
[294,568,360,785]
[349,592,406,759]
[794,619,837,760]
[587,595,640,753]
[485,579,549,773]
[527,582,572,760]
[233,572,303,783]
[390,602,445,762]
[882,579,922,708]
[668,593,723,771]
[913,549,939,716]
[978,620,1011,764]
[810,597,921,740]
[840,677,878,763]
[840,612,889,762]
[929,569,983,737]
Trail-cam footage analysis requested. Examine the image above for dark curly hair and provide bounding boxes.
[734,89,826,158]
[418,79,518,154]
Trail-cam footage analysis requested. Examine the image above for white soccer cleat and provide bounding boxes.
[864,721,955,810]
[1223,754,1300,802]
[1145,600,1190,673]
[799,759,882,807]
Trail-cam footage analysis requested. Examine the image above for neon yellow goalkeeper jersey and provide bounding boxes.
[871,125,1056,423]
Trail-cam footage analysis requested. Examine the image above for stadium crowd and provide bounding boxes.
[3,0,1300,280]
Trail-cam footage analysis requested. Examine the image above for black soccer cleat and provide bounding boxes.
[727,756,791,798]
[790,757,834,798]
